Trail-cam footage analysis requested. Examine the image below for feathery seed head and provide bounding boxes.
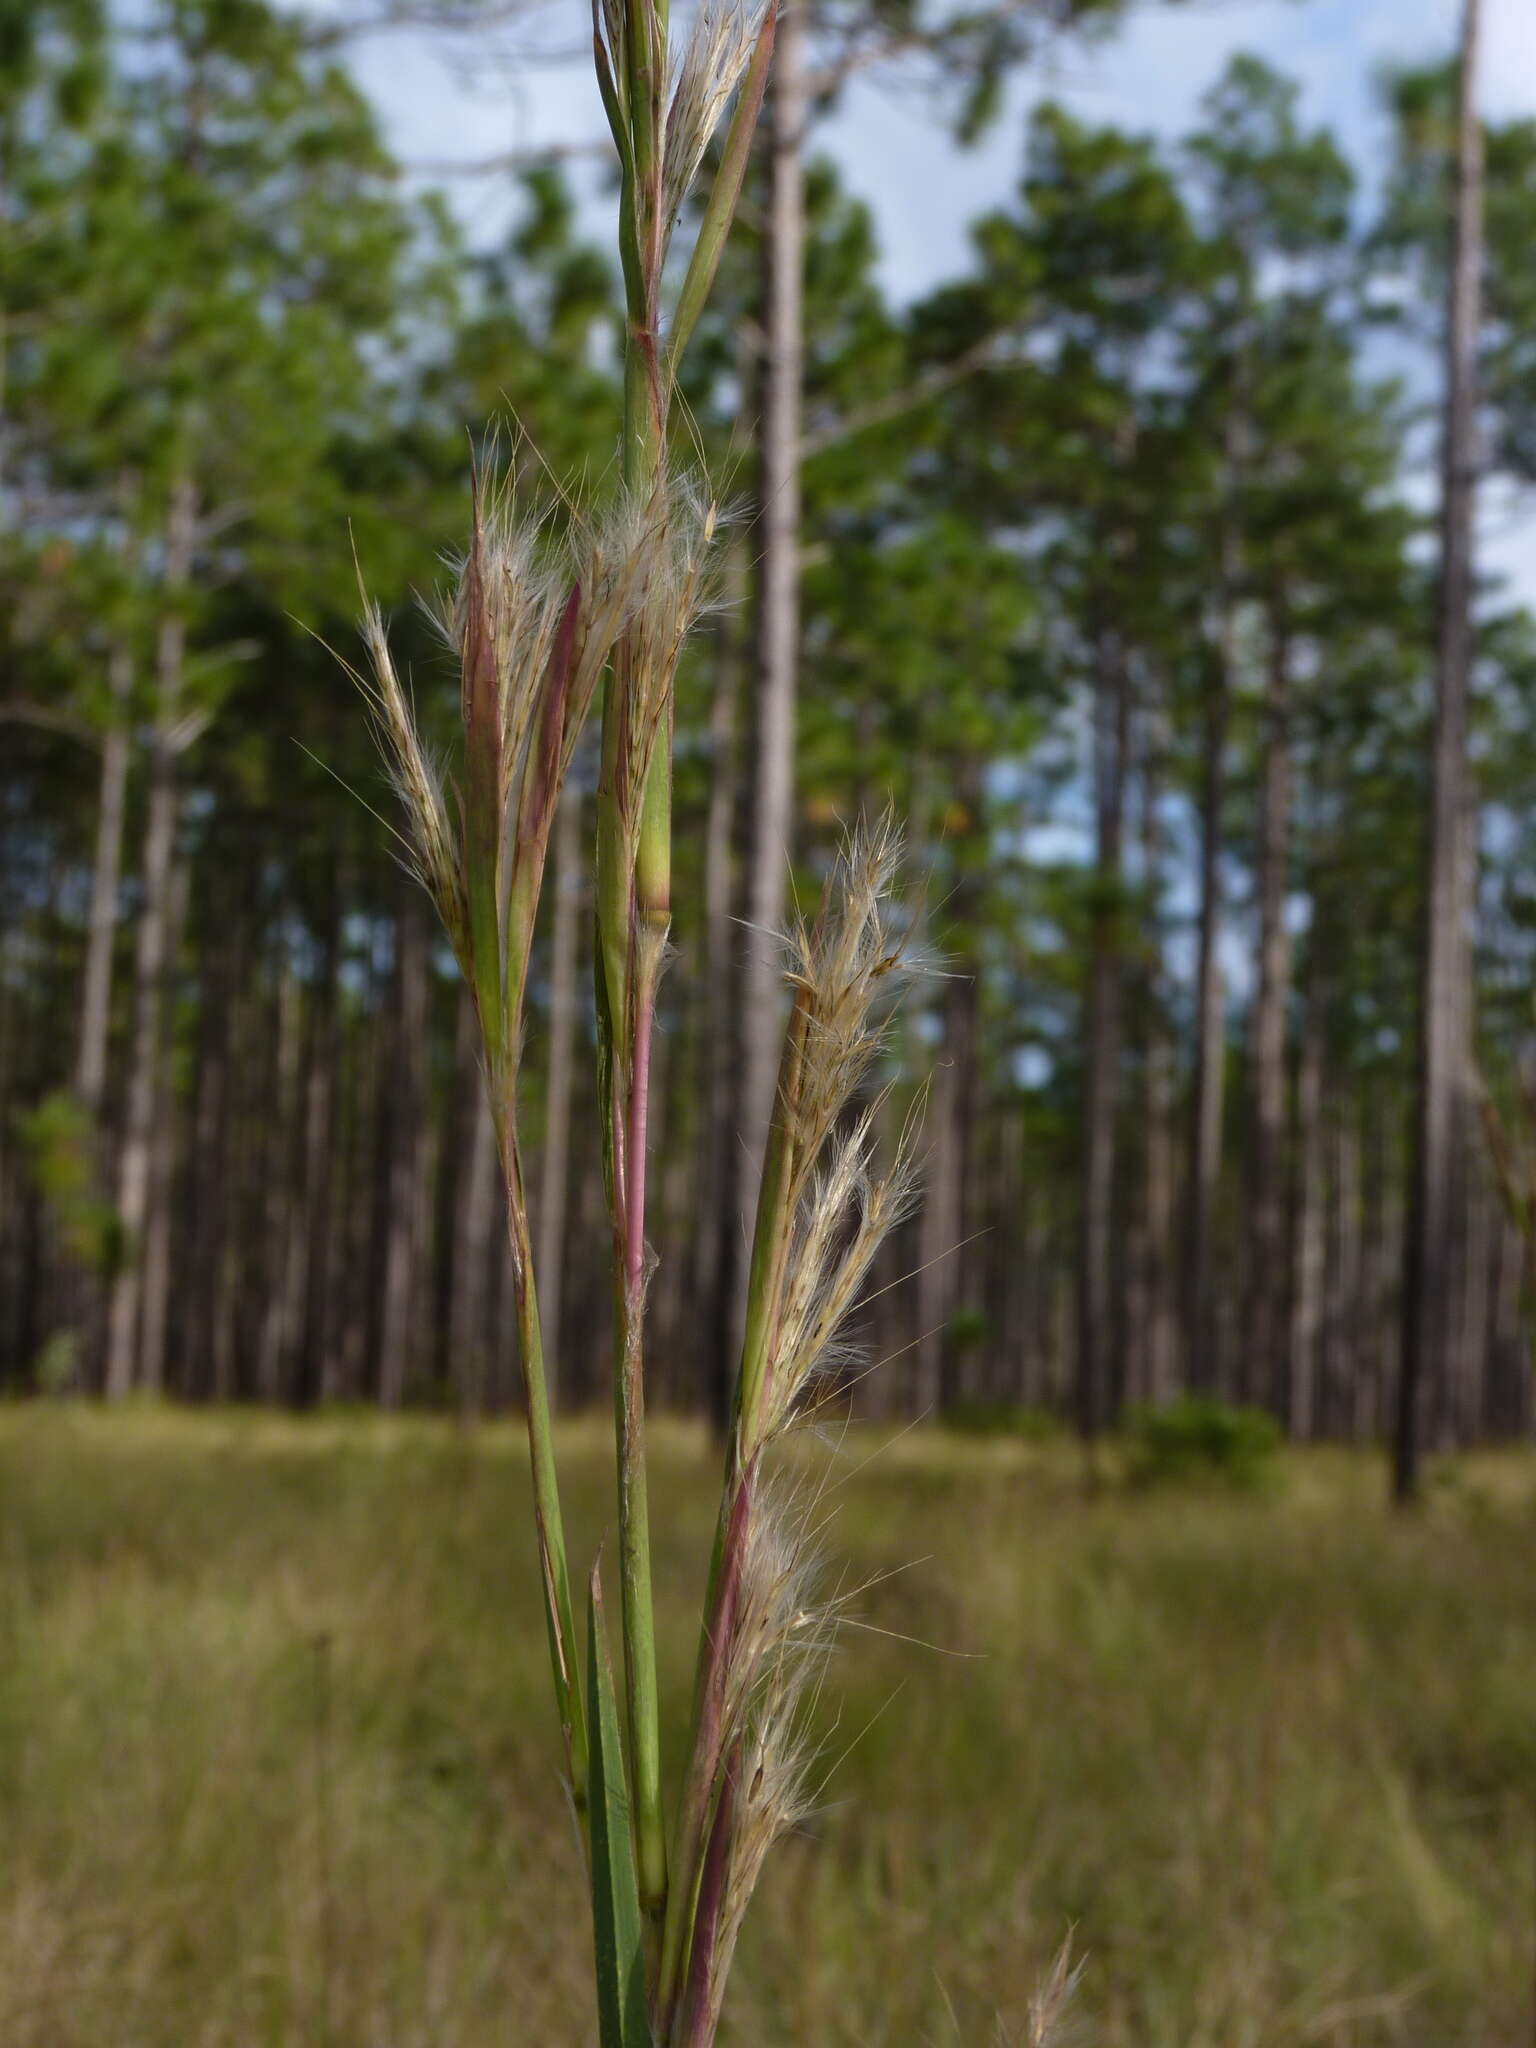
[702,1483,826,2012]
[757,1106,920,1444]
[356,596,470,964]
[609,466,718,840]
[663,1,769,234]
[737,816,920,1452]
[784,815,912,1161]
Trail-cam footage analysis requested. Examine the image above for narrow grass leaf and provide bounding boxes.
[587,1565,652,2048]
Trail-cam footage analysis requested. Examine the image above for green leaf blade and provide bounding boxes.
[587,1566,652,2048]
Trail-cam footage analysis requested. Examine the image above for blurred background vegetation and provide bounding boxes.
[4,0,1536,1458]
[5,0,1536,1463]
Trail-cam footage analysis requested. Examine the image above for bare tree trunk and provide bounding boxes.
[738,0,805,1274]
[694,538,747,1431]
[185,892,240,1398]
[1324,1115,1362,1439]
[1454,1164,1493,1444]
[1244,613,1293,1408]
[105,474,196,1400]
[341,936,388,1404]
[535,777,583,1403]
[1397,0,1483,1503]
[1140,685,1176,1409]
[76,642,133,1115]
[295,881,341,1408]
[377,888,430,1410]
[449,984,498,1418]
[1289,951,1327,1440]
[913,756,982,1413]
[1359,1098,1396,1441]
[1489,1213,1526,1437]
[1185,616,1230,1391]
[1078,630,1128,1441]
[257,959,304,1401]
[135,857,188,1396]
[914,951,978,1414]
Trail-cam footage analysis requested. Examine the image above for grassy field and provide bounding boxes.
[1,1408,1533,2046]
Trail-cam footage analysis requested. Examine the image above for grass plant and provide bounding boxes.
[346,2,938,2036]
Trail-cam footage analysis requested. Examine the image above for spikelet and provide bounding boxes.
[757,1105,919,1445]
[611,466,718,844]
[997,1940,1083,2048]
[737,816,919,1453]
[662,0,769,233]
[356,596,470,966]
[784,817,912,1166]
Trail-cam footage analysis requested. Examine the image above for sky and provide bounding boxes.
[344,0,1536,592]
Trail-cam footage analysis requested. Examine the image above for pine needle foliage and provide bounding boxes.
[349,2,924,2039]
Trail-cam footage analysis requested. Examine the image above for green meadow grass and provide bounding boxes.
[1,1406,1532,2046]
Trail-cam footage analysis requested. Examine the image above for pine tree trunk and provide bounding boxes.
[105,475,196,1400]
[377,888,430,1410]
[295,880,341,1408]
[1325,1115,1362,1439]
[449,986,498,1419]
[694,537,747,1430]
[1140,687,1176,1409]
[913,757,982,1413]
[1185,608,1231,1391]
[257,960,304,1402]
[75,641,133,1115]
[1289,952,1327,1440]
[1244,613,1293,1408]
[738,0,805,1267]
[1078,629,1128,1440]
[1397,0,1483,1501]
[135,856,188,1395]
[185,898,238,1399]
[914,945,978,1414]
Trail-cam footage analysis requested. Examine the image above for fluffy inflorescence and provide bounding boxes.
[660,1,769,234]
[666,825,922,2042]
[356,464,718,1019]
[610,473,717,846]
[740,819,921,1454]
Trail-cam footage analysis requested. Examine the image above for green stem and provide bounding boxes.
[657,997,809,2020]
[596,109,673,1937]
[501,1125,589,1809]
